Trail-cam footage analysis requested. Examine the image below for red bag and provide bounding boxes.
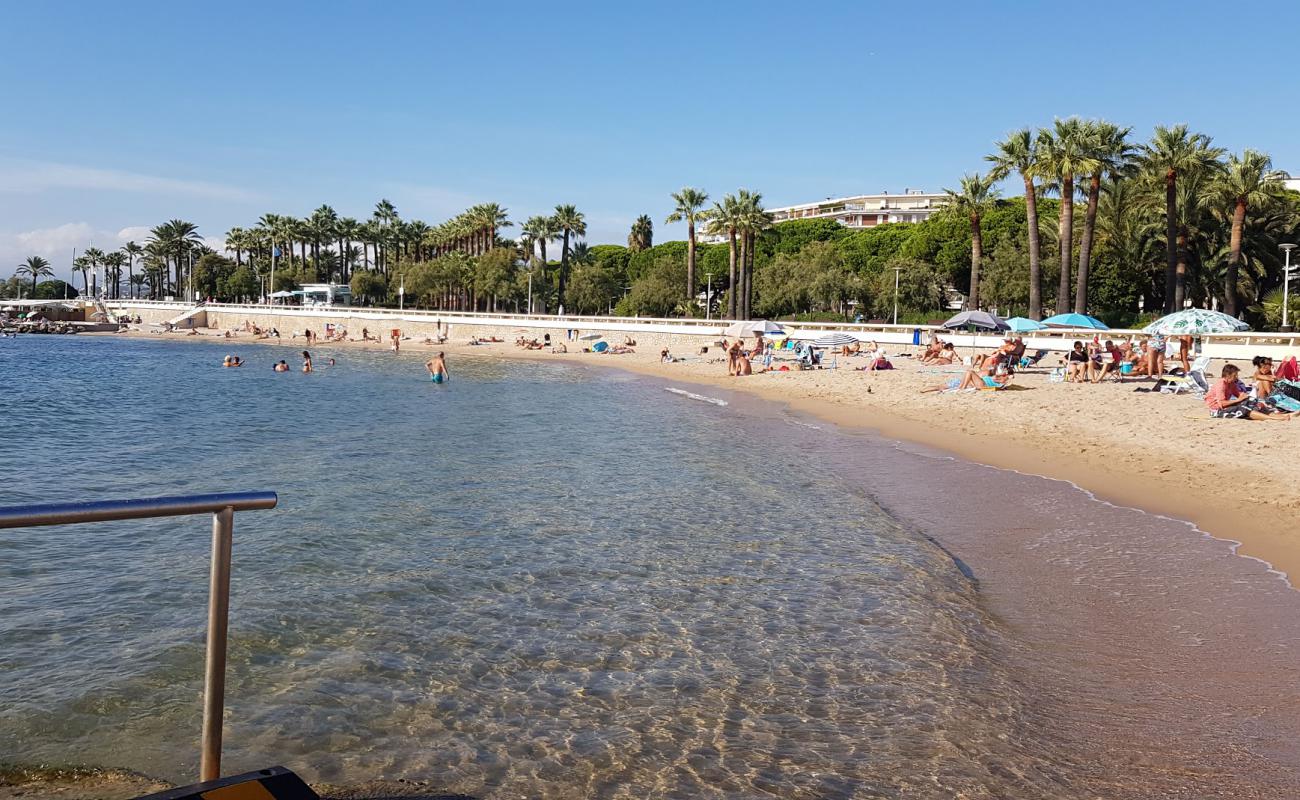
[1276,356,1299,381]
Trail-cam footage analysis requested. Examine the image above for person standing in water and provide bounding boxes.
[425,351,449,384]
[301,351,313,373]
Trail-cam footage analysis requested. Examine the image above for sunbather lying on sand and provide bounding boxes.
[921,368,1012,393]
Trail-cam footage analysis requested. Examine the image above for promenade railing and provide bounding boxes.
[0,491,279,782]
[104,300,1300,357]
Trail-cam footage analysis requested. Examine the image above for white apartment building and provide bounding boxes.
[770,188,946,228]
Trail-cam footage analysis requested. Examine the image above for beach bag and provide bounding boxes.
[1276,379,1300,402]
[1276,357,1299,382]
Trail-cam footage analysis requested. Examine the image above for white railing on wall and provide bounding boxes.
[105,300,1300,357]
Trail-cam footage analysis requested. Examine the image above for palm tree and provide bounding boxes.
[628,214,653,252]
[521,215,558,312]
[665,187,710,306]
[706,194,741,319]
[81,247,107,296]
[1037,118,1099,315]
[552,204,586,311]
[1075,121,1134,314]
[476,203,511,253]
[1216,150,1282,316]
[735,190,770,320]
[942,173,1000,310]
[123,241,143,299]
[16,256,52,294]
[310,205,339,277]
[987,130,1044,318]
[148,220,201,296]
[72,255,91,295]
[1138,124,1225,312]
[103,252,127,299]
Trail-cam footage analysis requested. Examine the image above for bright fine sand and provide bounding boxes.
[112,328,1300,584]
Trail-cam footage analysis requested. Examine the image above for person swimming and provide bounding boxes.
[425,351,449,384]
[273,360,289,372]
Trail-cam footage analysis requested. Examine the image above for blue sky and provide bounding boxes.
[3,0,1299,281]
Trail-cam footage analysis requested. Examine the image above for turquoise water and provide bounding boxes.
[2,336,1072,797]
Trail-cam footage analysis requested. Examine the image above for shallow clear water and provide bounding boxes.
[0,336,1068,798]
[4,335,1300,799]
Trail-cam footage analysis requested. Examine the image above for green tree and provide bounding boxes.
[1074,121,1133,314]
[1138,124,1225,311]
[551,204,586,310]
[627,214,653,252]
[706,194,741,319]
[15,256,53,294]
[1037,118,1099,315]
[191,253,236,299]
[350,270,387,305]
[473,247,519,311]
[566,264,619,314]
[220,265,259,301]
[665,187,711,305]
[987,128,1046,319]
[870,258,948,320]
[1215,149,1283,316]
[942,173,1000,310]
[33,279,78,299]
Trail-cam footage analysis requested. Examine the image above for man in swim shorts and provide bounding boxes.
[426,352,449,384]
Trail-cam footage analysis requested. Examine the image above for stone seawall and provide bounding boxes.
[121,305,730,353]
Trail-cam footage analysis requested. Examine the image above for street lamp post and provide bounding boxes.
[892,266,903,325]
[1281,243,1297,333]
[399,275,405,311]
[705,272,713,320]
[527,270,533,315]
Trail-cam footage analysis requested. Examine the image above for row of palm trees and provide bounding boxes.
[223,201,513,285]
[951,118,1289,319]
[662,188,772,319]
[518,205,586,312]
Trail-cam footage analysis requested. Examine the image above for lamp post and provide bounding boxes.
[892,266,903,325]
[398,275,405,311]
[1282,243,1297,333]
[705,272,713,320]
[527,269,533,315]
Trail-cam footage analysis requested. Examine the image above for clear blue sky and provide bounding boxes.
[3,0,1299,280]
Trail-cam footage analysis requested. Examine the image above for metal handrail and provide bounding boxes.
[0,491,278,782]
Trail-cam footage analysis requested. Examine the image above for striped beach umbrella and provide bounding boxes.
[1142,308,1249,335]
[812,332,859,348]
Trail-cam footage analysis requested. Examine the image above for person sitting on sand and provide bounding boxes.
[921,336,944,361]
[624,336,637,346]
[1089,340,1122,383]
[727,340,742,375]
[1206,364,1293,420]
[841,341,861,356]
[661,348,673,363]
[551,343,567,353]
[1253,356,1276,397]
[273,360,290,372]
[735,352,753,376]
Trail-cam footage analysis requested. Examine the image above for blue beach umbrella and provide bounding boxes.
[1040,313,1108,330]
[1004,316,1047,332]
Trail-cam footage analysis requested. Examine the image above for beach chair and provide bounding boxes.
[1019,349,1049,368]
[1160,355,1212,395]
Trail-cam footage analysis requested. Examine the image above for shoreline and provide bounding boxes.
[83,327,1300,586]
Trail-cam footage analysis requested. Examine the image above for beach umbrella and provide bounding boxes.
[812,332,859,348]
[941,310,1009,331]
[1040,312,1108,330]
[578,332,603,340]
[1142,308,1249,335]
[724,320,785,337]
[1004,316,1047,332]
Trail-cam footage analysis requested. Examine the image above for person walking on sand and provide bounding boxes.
[426,351,449,384]
[391,328,401,353]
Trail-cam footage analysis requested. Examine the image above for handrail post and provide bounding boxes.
[200,506,235,782]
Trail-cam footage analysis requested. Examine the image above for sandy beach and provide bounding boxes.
[107,325,1300,585]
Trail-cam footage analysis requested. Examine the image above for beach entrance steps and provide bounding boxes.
[166,306,209,329]
[132,767,317,800]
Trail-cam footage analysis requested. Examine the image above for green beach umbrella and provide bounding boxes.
[1142,309,1249,335]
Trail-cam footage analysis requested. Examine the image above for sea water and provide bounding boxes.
[2,335,1298,799]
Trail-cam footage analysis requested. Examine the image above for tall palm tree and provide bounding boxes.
[706,194,741,319]
[338,217,361,275]
[1138,124,1225,312]
[942,173,1000,310]
[123,241,143,299]
[987,129,1044,318]
[310,205,339,277]
[665,187,710,306]
[627,214,653,252]
[521,215,559,312]
[103,251,126,299]
[1075,121,1134,314]
[476,203,511,254]
[16,256,52,294]
[1216,150,1282,316]
[148,220,201,295]
[81,247,106,296]
[72,254,91,295]
[1037,118,1099,315]
[735,190,770,320]
[551,204,586,310]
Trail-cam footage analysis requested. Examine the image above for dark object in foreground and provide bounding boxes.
[133,767,316,800]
